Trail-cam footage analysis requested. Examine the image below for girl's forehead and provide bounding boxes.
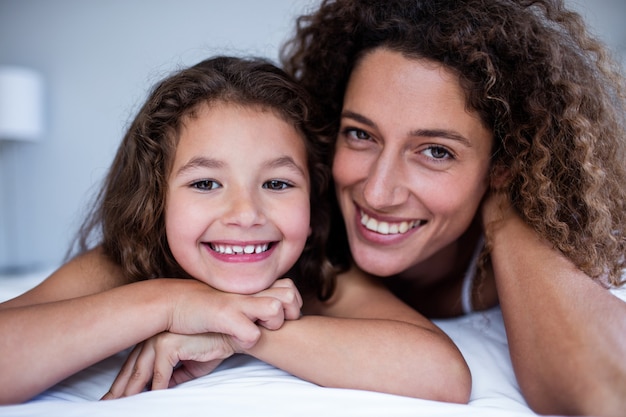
[177,103,307,156]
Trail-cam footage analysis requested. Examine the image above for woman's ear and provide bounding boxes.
[490,164,511,191]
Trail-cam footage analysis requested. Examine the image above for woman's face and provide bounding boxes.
[333,48,493,278]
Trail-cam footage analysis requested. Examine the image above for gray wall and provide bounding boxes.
[0,0,624,272]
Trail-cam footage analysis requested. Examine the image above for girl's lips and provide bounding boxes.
[209,242,273,255]
[204,241,277,262]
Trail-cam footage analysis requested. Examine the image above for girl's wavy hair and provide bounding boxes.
[281,0,626,286]
[74,56,336,300]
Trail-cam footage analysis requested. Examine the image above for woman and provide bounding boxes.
[280,0,626,415]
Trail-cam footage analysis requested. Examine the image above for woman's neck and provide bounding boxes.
[385,220,488,318]
[395,220,483,286]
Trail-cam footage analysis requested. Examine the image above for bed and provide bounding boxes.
[1,269,623,417]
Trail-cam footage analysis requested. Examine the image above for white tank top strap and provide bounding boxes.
[461,235,485,315]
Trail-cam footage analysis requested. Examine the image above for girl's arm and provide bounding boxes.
[484,194,626,416]
[105,265,471,403]
[0,249,298,405]
[244,267,471,403]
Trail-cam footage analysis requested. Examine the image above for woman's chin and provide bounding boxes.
[351,252,407,278]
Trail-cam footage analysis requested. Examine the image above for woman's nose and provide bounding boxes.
[222,189,265,227]
[362,154,409,210]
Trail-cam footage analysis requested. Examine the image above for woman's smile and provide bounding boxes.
[359,208,424,236]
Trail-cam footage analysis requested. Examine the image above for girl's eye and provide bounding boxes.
[422,145,453,160]
[263,180,291,190]
[191,179,221,190]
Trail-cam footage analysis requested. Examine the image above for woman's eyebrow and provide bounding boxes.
[342,109,471,147]
[341,110,377,128]
[410,129,472,147]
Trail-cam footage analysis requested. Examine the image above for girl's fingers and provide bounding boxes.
[253,299,286,331]
[253,280,303,323]
[102,343,146,400]
[149,343,177,391]
[170,359,223,388]
[121,341,157,396]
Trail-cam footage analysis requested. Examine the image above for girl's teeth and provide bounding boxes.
[360,212,420,235]
[211,243,269,254]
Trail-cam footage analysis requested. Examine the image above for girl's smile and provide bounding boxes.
[207,241,274,256]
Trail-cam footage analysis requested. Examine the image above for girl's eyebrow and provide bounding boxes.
[341,109,472,147]
[265,155,307,177]
[175,156,223,176]
[175,155,306,177]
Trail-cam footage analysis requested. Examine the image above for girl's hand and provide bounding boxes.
[166,278,303,349]
[251,278,303,328]
[103,278,303,399]
[101,332,236,399]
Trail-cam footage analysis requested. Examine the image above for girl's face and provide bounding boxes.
[333,48,493,279]
[166,103,311,294]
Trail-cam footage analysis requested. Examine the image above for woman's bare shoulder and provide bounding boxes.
[308,265,439,330]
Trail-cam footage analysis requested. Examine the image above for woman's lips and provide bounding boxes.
[360,210,423,235]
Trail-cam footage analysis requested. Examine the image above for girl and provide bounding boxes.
[0,56,327,403]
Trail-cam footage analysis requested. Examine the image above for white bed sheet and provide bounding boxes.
[2,269,623,417]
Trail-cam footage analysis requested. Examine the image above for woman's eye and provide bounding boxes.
[345,128,371,141]
[422,145,453,160]
[191,179,221,190]
[263,180,291,190]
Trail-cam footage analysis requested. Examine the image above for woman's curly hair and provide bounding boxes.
[281,0,626,286]
[74,56,336,299]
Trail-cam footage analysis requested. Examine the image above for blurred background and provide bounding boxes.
[0,0,625,274]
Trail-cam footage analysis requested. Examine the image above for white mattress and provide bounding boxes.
[3,268,622,416]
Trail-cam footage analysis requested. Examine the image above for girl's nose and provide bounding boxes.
[362,154,409,210]
[222,189,265,227]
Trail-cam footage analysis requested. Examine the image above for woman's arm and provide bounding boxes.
[244,267,471,403]
[0,249,298,404]
[485,195,626,416]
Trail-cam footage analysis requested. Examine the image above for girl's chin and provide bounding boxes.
[198,276,275,295]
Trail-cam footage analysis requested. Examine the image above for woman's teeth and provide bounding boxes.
[360,212,421,235]
[210,243,270,255]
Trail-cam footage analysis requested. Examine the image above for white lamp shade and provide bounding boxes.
[0,66,44,141]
